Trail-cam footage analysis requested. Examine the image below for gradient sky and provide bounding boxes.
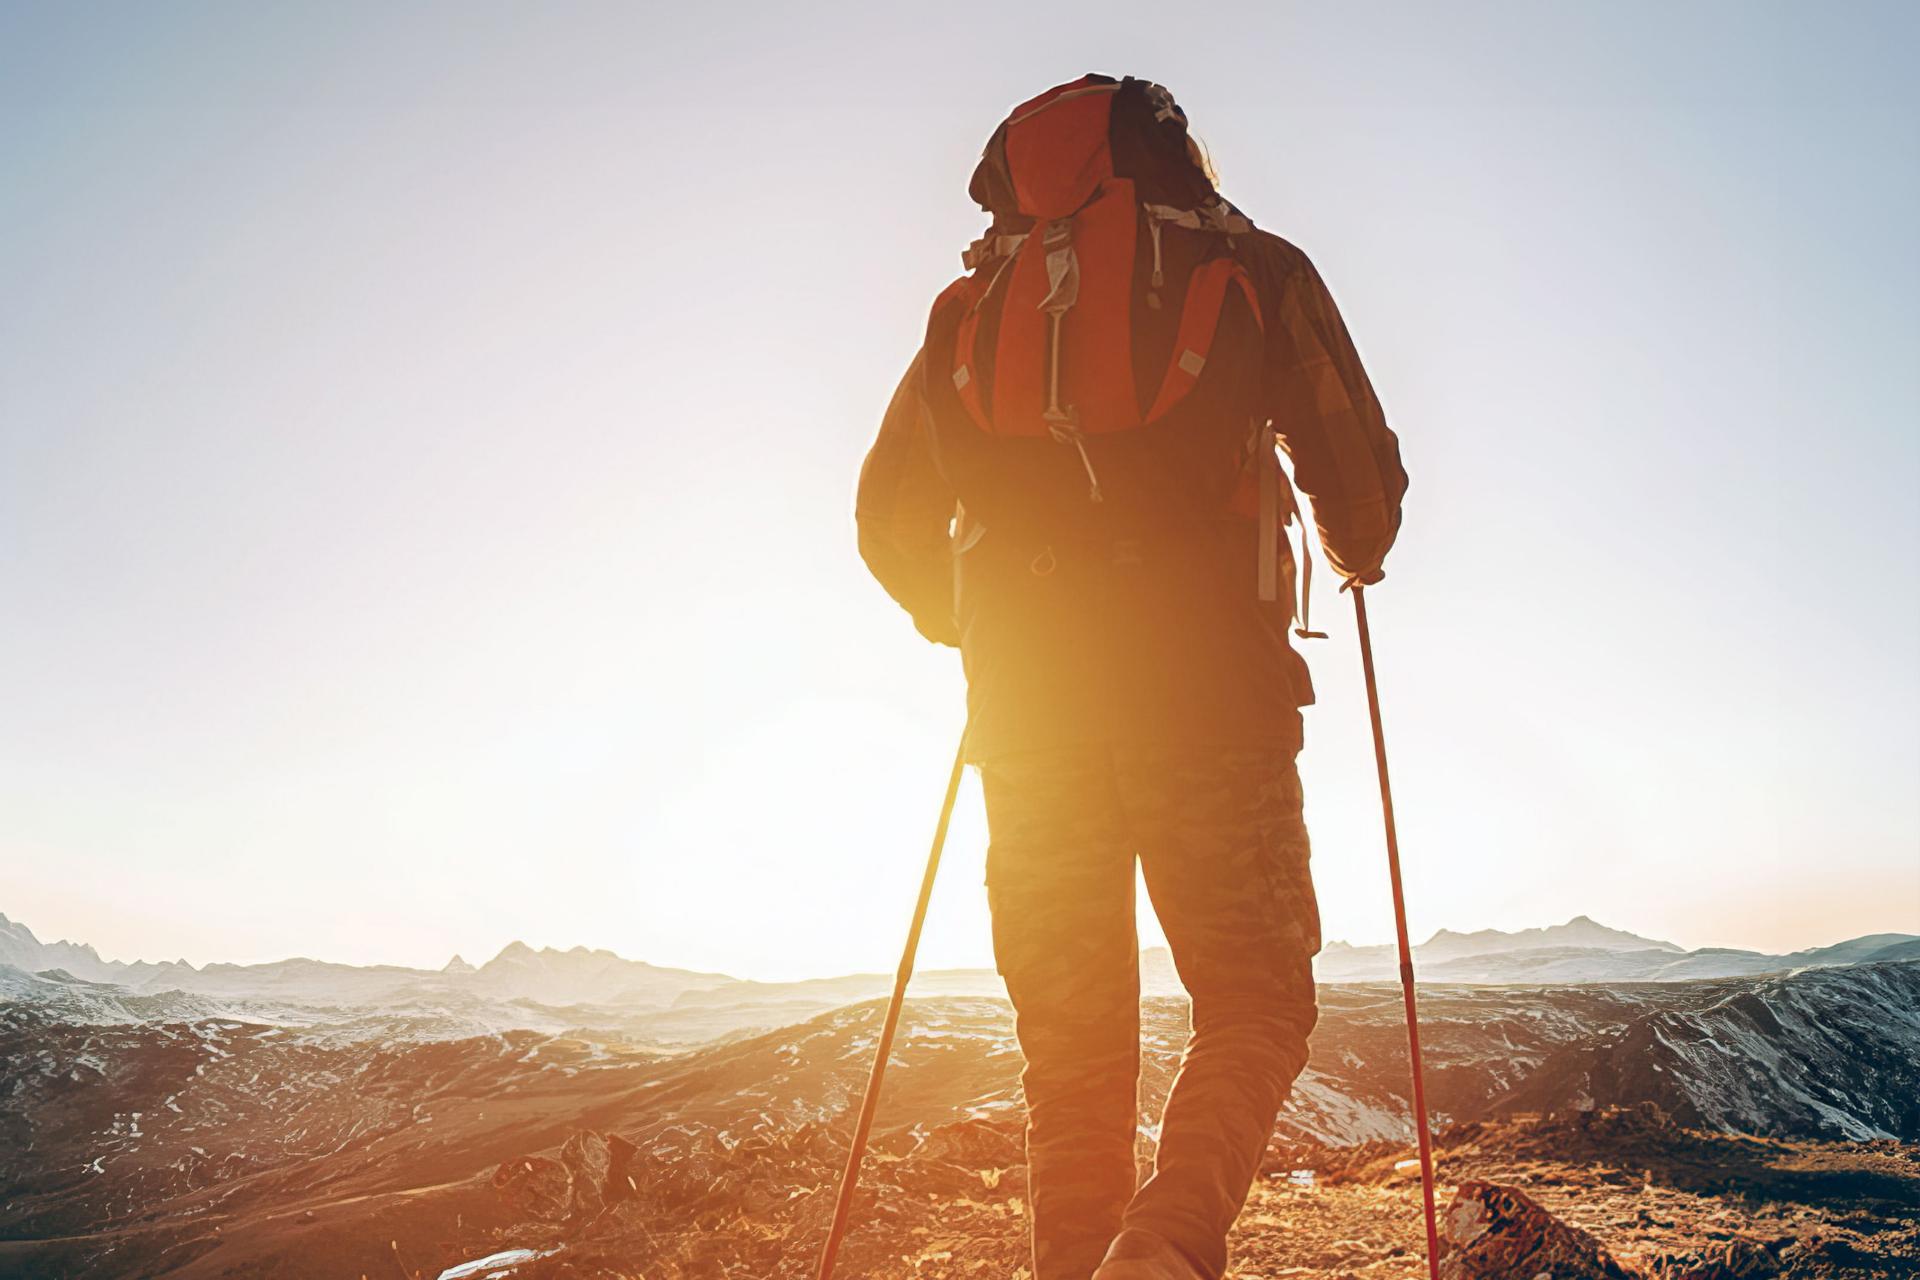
[3,2,1915,980]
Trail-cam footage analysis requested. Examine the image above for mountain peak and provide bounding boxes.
[487,941,538,966]
[443,954,476,974]
[1414,917,1684,959]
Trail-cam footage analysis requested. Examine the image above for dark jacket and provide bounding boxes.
[857,230,1407,760]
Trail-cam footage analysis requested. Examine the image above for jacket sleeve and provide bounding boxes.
[855,352,961,646]
[1258,241,1408,584]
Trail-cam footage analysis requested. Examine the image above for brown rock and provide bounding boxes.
[911,1117,1024,1168]
[605,1133,641,1203]
[492,1155,574,1223]
[739,1176,788,1219]
[1441,1180,1639,1280]
[870,1127,921,1158]
[560,1130,612,1219]
[792,1121,850,1164]
[1649,1241,1782,1280]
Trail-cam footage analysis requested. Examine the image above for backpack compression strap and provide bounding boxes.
[1252,429,1326,635]
[945,200,1260,435]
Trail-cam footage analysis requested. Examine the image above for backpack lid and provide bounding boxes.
[968,75,1215,224]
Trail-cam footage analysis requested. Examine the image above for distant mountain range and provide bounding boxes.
[1317,916,1920,984]
[1,910,735,1019]
[5,910,1913,1032]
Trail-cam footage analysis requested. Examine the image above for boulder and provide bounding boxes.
[492,1155,574,1223]
[560,1130,612,1219]
[910,1117,1023,1168]
[1441,1180,1638,1280]
[605,1133,641,1204]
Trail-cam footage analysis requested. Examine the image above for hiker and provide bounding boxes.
[856,76,1407,1280]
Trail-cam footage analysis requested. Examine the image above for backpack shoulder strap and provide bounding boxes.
[1143,256,1262,422]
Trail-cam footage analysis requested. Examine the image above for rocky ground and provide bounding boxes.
[4,977,1915,1279]
[423,1103,1916,1280]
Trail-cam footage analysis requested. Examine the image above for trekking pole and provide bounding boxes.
[815,731,969,1280]
[1351,586,1443,1280]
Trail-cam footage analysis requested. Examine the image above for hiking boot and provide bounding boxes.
[1090,1229,1209,1280]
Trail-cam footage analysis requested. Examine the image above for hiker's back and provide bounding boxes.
[913,76,1306,758]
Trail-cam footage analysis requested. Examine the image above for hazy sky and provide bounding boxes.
[3,2,1915,980]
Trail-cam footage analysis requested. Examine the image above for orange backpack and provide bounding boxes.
[920,76,1310,619]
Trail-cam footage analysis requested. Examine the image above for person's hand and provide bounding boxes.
[1341,567,1385,591]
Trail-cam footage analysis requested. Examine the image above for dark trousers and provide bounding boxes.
[980,735,1320,1280]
